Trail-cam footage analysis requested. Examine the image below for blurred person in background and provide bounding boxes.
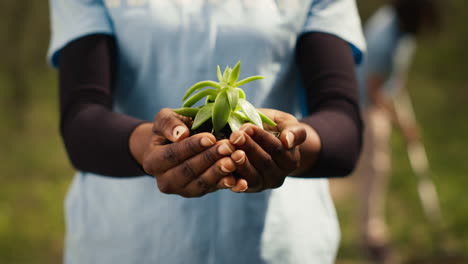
[48,0,365,263]
[356,0,441,263]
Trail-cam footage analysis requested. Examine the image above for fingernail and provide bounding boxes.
[233,133,245,146]
[173,126,186,139]
[220,165,232,174]
[200,137,215,147]
[218,143,234,155]
[234,154,246,165]
[240,184,248,192]
[241,126,253,136]
[224,180,234,188]
[286,132,294,149]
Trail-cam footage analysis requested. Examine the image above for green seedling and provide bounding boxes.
[174,61,276,135]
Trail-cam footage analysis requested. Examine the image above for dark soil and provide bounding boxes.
[191,120,232,140]
[191,120,280,140]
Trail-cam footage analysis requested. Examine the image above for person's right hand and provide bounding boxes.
[136,109,245,197]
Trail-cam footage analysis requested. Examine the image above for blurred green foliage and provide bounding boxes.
[334,1,468,263]
[0,0,466,263]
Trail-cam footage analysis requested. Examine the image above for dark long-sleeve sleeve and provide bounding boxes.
[296,32,364,177]
[58,32,362,178]
[58,34,147,177]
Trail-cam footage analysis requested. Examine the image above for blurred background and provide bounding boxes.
[0,0,466,263]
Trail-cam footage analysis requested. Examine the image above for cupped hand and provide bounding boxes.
[228,109,308,192]
[141,108,245,197]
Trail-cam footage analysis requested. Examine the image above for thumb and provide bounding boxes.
[280,124,307,150]
[153,108,192,142]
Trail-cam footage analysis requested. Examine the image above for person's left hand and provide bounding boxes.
[228,109,308,192]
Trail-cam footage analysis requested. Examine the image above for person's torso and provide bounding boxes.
[65,1,341,263]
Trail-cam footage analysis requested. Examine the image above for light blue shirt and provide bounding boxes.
[48,1,365,263]
[357,5,416,106]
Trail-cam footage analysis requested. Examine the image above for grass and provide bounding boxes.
[0,70,73,263]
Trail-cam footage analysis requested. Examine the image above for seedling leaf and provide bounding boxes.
[183,89,218,107]
[223,66,231,81]
[236,88,246,99]
[192,104,213,130]
[173,107,199,118]
[233,110,248,121]
[226,87,239,111]
[257,110,277,126]
[212,90,231,132]
[234,76,264,88]
[228,112,244,132]
[205,94,216,104]
[217,65,223,82]
[238,98,263,129]
[228,61,241,84]
[183,81,221,101]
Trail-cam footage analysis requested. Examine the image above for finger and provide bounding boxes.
[279,123,307,150]
[216,175,236,189]
[234,125,298,173]
[182,157,236,197]
[231,150,262,192]
[230,178,248,193]
[257,109,307,149]
[153,108,193,142]
[164,140,234,188]
[230,128,279,187]
[239,124,282,150]
[145,133,216,174]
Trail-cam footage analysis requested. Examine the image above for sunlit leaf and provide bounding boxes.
[238,98,262,129]
[228,112,245,132]
[212,90,231,132]
[228,61,241,84]
[233,110,248,121]
[205,94,216,104]
[226,87,239,111]
[217,65,223,82]
[236,88,246,99]
[173,107,199,118]
[183,81,221,101]
[192,104,213,130]
[257,110,277,126]
[234,76,264,88]
[223,66,231,82]
[183,89,219,107]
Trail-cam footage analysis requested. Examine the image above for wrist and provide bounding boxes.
[291,122,321,176]
[129,122,154,166]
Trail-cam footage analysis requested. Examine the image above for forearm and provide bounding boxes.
[59,34,148,176]
[300,103,362,177]
[61,104,148,176]
[295,32,363,177]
